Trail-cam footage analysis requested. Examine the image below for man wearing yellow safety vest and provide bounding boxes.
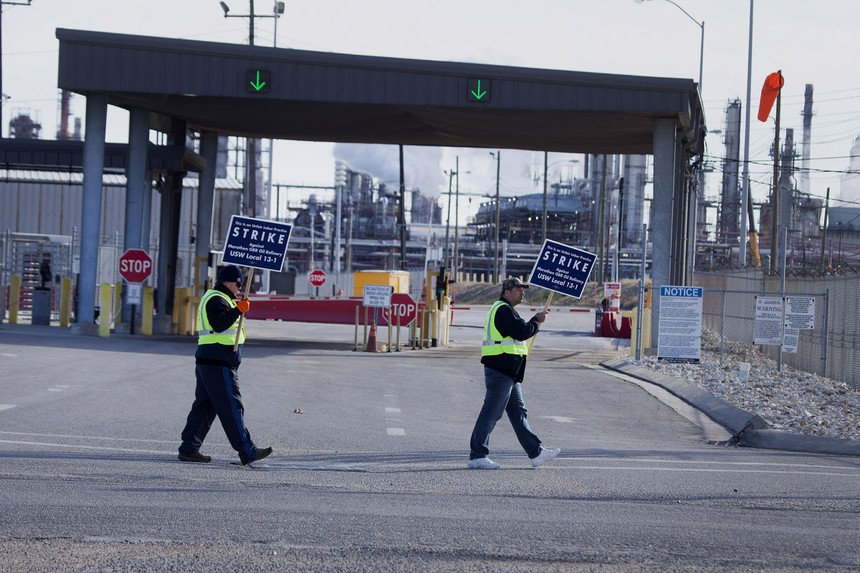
[177,264,273,465]
[468,277,560,469]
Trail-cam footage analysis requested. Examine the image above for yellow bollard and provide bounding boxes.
[99,283,112,337]
[59,278,72,327]
[9,274,21,324]
[176,287,192,335]
[172,287,180,329]
[430,298,439,347]
[114,281,123,322]
[141,286,154,335]
[641,306,652,349]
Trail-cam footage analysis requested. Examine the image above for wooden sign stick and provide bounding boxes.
[527,291,554,353]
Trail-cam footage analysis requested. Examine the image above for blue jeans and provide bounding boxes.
[469,367,542,460]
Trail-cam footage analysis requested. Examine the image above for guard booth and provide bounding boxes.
[1,232,74,324]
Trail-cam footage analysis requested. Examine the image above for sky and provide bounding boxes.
[3,0,860,227]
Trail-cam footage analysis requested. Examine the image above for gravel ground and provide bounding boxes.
[636,332,860,442]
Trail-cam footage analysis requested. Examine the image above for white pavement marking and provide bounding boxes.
[0,439,169,455]
[0,430,178,444]
[384,407,401,414]
[549,462,858,478]
[0,404,17,411]
[386,428,406,436]
[541,415,576,423]
[0,353,16,357]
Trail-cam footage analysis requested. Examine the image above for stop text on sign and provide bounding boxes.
[118,249,153,283]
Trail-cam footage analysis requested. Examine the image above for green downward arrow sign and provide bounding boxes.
[249,70,267,92]
[467,78,490,103]
[246,69,271,93]
[470,79,487,100]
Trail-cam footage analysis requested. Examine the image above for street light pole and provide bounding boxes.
[635,0,704,92]
[740,0,755,266]
[444,169,454,270]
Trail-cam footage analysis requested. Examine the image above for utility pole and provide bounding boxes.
[454,156,460,279]
[220,1,285,218]
[769,71,782,274]
[597,155,608,285]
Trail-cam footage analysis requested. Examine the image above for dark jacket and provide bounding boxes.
[480,296,541,382]
[195,283,243,369]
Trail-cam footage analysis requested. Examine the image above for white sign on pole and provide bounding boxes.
[126,283,142,305]
[754,296,784,345]
[604,282,621,312]
[363,284,393,308]
[657,286,703,363]
[782,327,800,354]
[784,296,815,330]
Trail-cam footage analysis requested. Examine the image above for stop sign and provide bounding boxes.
[118,249,153,283]
[309,269,326,287]
[381,293,418,326]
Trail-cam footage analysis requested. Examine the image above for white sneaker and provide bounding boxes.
[468,457,501,470]
[531,447,560,468]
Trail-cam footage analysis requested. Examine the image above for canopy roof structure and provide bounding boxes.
[56,28,705,156]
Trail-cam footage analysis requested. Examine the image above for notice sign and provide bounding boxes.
[657,286,703,363]
[363,284,394,308]
[754,296,784,345]
[126,283,142,305]
[784,296,815,330]
[604,282,621,312]
[222,215,292,272]
[528,239,597,299]
[783,327,800,354]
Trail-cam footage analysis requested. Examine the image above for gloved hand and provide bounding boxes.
[236,299,251,314]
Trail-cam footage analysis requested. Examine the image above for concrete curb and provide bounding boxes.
[602,357,860,457]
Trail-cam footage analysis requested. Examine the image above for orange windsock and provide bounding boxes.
[757,72,784,122]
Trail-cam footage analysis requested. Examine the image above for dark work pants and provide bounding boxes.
[469,366,542,460]
[179,363,258,464]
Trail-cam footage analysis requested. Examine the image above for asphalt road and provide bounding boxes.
[1,308,858,572]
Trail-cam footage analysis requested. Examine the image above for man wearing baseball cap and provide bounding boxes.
[177,264,272,465]
[467,276,560,469]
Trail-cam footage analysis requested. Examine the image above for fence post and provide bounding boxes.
[822,289,830,377]
[719,289,727,367]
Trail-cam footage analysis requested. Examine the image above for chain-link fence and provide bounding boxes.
[696,269,859,389]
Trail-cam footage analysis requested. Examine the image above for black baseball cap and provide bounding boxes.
[502,277,529,290]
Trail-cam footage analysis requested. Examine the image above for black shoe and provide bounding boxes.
[178,451,211,463]
[243,447,272,465]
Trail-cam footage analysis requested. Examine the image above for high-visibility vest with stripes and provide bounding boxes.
[197,289,245,346]
[481,300,529,357]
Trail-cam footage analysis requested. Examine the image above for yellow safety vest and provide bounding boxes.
[197,289,246,346]
[481,300,529,357]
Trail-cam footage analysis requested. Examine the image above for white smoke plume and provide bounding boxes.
[333,143,447,196]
